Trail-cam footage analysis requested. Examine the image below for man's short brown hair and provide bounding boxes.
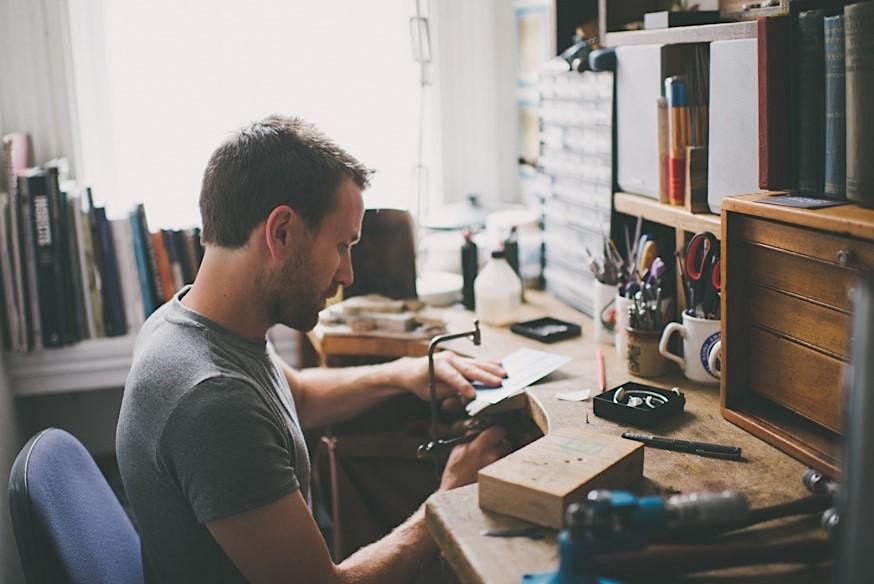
[199,115,372,248]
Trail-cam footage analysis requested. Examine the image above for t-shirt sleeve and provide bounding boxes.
[156,377,300,524]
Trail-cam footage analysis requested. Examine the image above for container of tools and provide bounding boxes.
[626,284,669,378]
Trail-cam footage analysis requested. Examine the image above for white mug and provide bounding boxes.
[708,339,722,379]
[592,280,616,345]
[658,311,721,384]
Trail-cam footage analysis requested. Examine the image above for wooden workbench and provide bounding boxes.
[414,291,831,583]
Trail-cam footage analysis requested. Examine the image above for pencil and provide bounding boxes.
[597,349,606,393]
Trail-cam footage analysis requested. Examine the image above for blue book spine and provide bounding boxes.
[824,14,846,198]
[129,212,156,316]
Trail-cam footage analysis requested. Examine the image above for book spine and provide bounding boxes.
[111,219,144,332]
[174,229,194,285]
[796,9,826,196]
[27,170,63,348]
[129,211,155,316]
[96,207,127,337]
[183,229,199,284]
[135,205,164,306]
[76,202,104,338]
[18,174,41,350]
[151,231,175,302]
[46,168,72,344]
[846,1,874,205]
[163,229,184,292]
[66,194,90,339]
[57,190,83,342]
[758,15,792,190]
[824,14,846,198]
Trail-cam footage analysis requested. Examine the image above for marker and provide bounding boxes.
[622,432,742,460]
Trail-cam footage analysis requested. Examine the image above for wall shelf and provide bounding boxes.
[6,327,300,397]
[605,20,757,47]
[613,191,721,236]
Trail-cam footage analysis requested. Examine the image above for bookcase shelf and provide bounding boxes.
[613,191,721,236]
[605,20,758,47]
[6,326,300,397]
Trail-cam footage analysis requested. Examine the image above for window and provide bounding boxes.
[68,0,441,229]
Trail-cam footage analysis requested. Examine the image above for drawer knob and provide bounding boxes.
[837,249,854,267]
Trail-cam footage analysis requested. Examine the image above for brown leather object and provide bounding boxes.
[344,208,417,300]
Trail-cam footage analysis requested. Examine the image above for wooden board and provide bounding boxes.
[478,430,644,529]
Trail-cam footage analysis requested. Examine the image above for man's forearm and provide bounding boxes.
[282,358,413,428]
[337,505,437,584]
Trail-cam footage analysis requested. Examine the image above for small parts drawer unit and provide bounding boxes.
[721,194,874,476]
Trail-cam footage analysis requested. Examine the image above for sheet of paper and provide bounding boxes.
[465,348,571,415]
[556,389,592,402]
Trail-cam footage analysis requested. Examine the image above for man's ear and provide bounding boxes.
[263,205,304,258]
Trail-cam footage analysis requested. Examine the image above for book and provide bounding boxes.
[18,173,42,350]
[74,195,104,338]
[824,14,846,198]
[163,229,184,291]
[64,193,89,340]
[151,230,175,302]
[25,168,64,347]
[796,9,826,196]
[3,133,33,351]
[846,1,874,205]
[111,219,145,332]
[129,208,156,316]
[55,190,80,344]
[95,206,127,337]
[758,15,793,190]
[131,203,162,312]
[0,192,18,350]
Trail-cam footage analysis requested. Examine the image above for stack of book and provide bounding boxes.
[538,69,614,316]
[1,132,204,352]
[758,1,873,204]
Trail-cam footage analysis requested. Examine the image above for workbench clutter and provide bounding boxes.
[318,294,446,338]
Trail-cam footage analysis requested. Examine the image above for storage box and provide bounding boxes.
[721,194,874,476]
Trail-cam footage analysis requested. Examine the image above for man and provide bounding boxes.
[117,115,511,583]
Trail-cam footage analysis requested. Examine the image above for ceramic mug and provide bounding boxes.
[592,280,616,345]
[627,328,668,378]
[658,310,721,384]
[707,339,722,379]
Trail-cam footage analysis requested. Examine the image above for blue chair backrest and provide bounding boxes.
[8,428,144,584]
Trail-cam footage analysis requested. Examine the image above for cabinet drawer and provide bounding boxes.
[739,217,874,271]
[748,326,844,433]
[748,285,850,360]
[746,243,854,311]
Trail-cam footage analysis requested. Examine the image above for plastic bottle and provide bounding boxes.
[461,230,478,310]
[474,250,522,326]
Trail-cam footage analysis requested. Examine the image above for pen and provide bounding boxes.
[621,432,743,460]
[597,349,606,393]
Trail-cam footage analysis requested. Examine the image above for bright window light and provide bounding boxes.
[71,0,438,229]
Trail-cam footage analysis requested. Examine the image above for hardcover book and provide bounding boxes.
[796,9,826,196]
[758,15,792,190]
[824,14,846,198]
[846,1,874,205]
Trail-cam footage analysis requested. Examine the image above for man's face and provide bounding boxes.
[266,179,364,331]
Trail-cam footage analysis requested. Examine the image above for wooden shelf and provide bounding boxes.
[7,326,299,397]
[613,191,721,236]
[605,20,757,47]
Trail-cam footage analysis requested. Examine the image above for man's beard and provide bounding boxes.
[263,246,331,332]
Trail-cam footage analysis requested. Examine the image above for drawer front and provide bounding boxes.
[748,284,850,360]
[748,326,844,433]
[739,216,874,271]
[746,243,854,311]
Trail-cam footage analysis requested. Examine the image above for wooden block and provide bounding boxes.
[478,430,644,529]
[685,145,710,214]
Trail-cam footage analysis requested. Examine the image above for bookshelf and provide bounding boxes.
[613,191,721,238]
[7,326,300,397]
[605,20,757,47]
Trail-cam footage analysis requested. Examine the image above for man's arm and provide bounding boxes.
[207,426,511,584]
[280,353,505,429]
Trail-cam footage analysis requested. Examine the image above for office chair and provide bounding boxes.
[8,428,144,584]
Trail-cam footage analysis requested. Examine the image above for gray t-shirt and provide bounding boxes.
[117,287,311,583]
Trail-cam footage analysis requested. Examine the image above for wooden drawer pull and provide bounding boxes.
[837,249,854,267]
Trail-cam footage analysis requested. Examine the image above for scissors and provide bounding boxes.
[684,232,720,318]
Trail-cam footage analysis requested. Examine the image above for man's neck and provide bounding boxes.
[181,246,271,342]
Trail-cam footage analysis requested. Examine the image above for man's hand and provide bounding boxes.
[390,353,506,402]
[439,426,513,490]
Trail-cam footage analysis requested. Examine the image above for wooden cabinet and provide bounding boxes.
[721,194,874,476]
